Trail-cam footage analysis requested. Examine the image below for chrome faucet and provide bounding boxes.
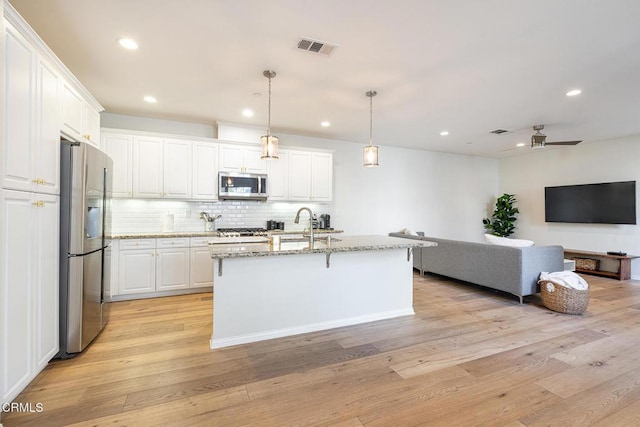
[294,207,314,246]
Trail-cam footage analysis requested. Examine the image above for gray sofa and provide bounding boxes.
[389,233,564,303]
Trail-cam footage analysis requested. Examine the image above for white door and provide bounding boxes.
[243,146,267,174]
[3,23,35,192]
[34,58,61,195]
[267,150,289,200]
[61,83,83,141]
[311,153,333,202]
[33,194,59,369]
[163,139,191,199]
[288,151,312,200]
[156,248,190,291]
[192,142,218,200]
[0,190,33,403]
[83,104,101,147]
[133,136,164,198]
[190,247,214,288]
[219,145,244,172]
[118,250,156,294]
[101,133,133,198]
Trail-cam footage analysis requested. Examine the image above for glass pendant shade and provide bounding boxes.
[261,70,279,159]
[363,145,379,167]
[261,134,279,159]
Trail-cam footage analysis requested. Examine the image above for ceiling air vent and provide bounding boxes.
[297,37,338,56]
[489,129,510,134]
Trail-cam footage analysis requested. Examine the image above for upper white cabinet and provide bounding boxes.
[192,141,219,200]
[310,152,333,202]
[267,150,289,201]
[2,22,60,195]
[61,83,101,147]
[132,136,191,199]
[286,151,333,202]
[219,144,267,174]
[163,138,192,199]
[132,136,164,198]
[101,133,133,198]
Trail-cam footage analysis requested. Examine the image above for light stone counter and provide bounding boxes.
[207,235,434,259]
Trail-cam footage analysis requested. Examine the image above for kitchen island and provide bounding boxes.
[208,235,435,349]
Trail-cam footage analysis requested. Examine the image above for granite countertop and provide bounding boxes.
[110,229,344,239]
[207,235,437,259]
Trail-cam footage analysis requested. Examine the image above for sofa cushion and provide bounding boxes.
[484,234,534,247]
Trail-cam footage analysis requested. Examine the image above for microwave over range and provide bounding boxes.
[218,172,268,201]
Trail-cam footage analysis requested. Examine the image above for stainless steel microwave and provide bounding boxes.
[218,172,268,201]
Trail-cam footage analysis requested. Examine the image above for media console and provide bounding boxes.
[564,249,639,281]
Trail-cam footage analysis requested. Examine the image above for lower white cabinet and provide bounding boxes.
[115,237,212,297]
[1,189,59,404]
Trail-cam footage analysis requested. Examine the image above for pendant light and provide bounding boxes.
[363,90,379,167]
[260,70,279,159]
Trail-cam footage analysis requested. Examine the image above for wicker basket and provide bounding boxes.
[539,280,589,314]
[574,257,599,271]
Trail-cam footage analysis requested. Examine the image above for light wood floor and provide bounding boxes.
[4,272,640,426]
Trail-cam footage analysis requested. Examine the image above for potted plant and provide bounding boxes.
[483,193,519,237]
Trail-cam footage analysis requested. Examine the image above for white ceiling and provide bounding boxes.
[9,0,640,157]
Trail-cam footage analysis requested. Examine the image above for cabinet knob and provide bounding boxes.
[32,200,45,207]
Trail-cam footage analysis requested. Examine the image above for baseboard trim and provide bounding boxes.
[631,275,640,281]
[210,308,415,349]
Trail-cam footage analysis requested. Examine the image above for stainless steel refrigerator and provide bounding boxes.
[58,140,113,358]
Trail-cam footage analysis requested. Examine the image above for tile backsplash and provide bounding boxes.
[109,199,331,234]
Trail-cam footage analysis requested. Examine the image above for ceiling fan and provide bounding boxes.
[531,124,582,149]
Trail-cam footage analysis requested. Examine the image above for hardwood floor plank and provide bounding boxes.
[3,273,640,426]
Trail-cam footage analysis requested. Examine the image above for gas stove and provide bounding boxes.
[215,227,269,237]
[210,227,270,244]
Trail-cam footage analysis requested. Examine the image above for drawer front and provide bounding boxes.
[190,237,211,247]
[157,237,189,248]
[119,239,156,250]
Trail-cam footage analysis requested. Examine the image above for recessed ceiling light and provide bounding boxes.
[143,95,157,103]
[516,142,526,147]
[118,38,138,50]
[566,89,582,97]
[242,109,254,117]
[440,131,449,136]
[321,121,330,127]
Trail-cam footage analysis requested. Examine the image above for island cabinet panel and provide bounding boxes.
[101,133,133,198]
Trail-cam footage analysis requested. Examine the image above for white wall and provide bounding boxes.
[499,135,640,277]
[101,112,216,138]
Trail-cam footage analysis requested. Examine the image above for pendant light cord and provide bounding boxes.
[369,93,373,147]
[267,75,272,138]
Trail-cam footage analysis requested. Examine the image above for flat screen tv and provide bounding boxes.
[545,181,636,224]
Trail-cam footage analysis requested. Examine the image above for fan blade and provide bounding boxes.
[545,140,582,146]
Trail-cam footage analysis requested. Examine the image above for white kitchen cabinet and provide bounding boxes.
[288,151,312,200]
[101,133,133,198]
[286,151,333,202]
[219,144,267,174]
[61,82,100,147]
[61,82,83,141]
[190,237,214,288]
[267,150,289,201]
[83,103,101,147]
[192,141,219,200]
[163,138,192,199]
[311,152,333,202]
[1,190,59,404]
[132,136,164,198]
[156,246,190,291]
[3,22,60,195]
[132,136,192,199]
[118,240,157,295]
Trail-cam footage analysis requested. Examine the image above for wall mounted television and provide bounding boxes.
[545,181,636,224]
